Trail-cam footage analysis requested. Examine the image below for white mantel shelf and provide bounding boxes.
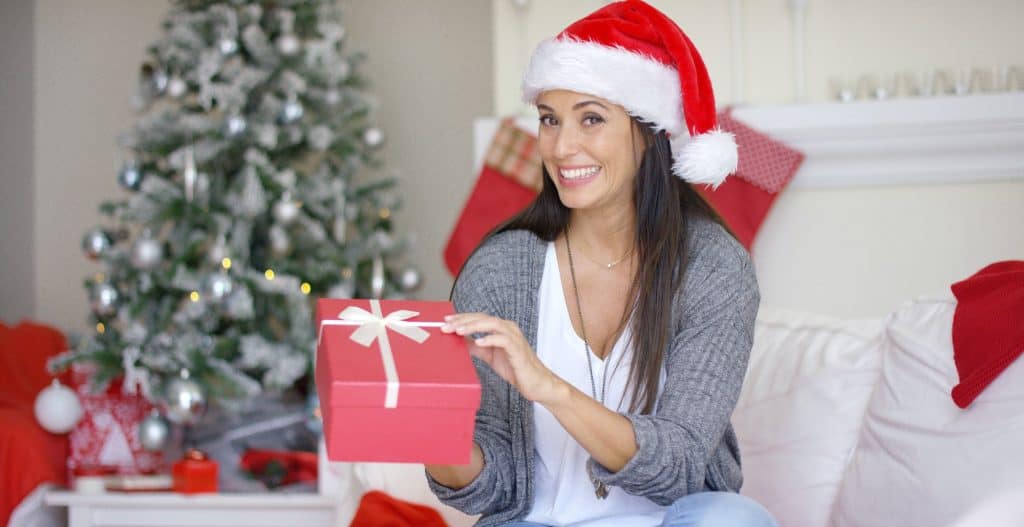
[730,92,1024,188]
[480,92,1024,189]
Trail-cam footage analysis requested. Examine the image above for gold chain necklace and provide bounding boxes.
[564,227,611,500]
[576,238,634,269]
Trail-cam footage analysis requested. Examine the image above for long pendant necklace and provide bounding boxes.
[565,227,611,500]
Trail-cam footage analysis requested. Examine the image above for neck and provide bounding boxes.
[567,202,636,264]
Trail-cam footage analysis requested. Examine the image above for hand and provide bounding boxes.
[442,313,566,404]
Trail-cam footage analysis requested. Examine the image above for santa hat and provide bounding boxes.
[521,0,737,188]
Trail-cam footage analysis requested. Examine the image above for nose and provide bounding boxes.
[553,123,580,159]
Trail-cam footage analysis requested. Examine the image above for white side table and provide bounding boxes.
[45,490,340,527]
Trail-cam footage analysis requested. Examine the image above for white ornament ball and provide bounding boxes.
[272,198,301,225]
[34,379,83,434]
[166,76,187,98]
[162,371,206,425]
[217,37,239,56]
[324,89,341,106]
[398,266,423,293]
[138,411,170,451]
[276,33,301,56]
[131,236,164,270]
[225,114,248,138]
[268,224,292,255]
[280,99,304,124]
[363,127,384,149]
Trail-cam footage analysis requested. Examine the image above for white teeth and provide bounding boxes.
[559,166,599,179]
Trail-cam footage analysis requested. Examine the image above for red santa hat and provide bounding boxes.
[521,0,736,188]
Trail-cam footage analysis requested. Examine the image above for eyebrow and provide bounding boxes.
[536,100,609,112]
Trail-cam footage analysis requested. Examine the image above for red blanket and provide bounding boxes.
[0,321,69,526]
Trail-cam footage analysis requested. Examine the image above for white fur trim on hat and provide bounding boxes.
[522,38,684,136]
[671,129,737,189]
[522,37,736,186]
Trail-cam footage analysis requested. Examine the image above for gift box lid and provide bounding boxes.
[316,299,481,410]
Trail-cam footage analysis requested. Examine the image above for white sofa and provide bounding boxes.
[321,293,1024,527]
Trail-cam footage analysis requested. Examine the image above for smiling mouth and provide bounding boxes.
[558,166,600,186]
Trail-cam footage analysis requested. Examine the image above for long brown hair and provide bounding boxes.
[463,121,735,414]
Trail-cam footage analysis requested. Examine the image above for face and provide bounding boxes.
[536,89,646,214]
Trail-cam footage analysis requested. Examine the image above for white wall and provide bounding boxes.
[492,0,1024,317]
[493,0,1024,113]
[0,0,36,324]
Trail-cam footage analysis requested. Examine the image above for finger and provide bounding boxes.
[441,313,494,333]
[473,333,513,351]
[453,317,517,338]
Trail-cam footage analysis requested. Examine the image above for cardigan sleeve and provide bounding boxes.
[586,238,760,505]
[425,238,518,515]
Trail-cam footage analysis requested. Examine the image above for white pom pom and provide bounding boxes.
[671,129,738,189]
[34,379,83,434]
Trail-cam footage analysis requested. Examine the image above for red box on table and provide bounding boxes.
[172,449,218,494]
[315,298,481,464]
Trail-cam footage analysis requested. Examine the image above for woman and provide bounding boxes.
[426,1,776,526]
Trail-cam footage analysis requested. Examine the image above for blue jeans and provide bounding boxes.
[502,491,778,527]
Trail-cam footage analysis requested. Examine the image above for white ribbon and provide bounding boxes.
[318,300,444,408]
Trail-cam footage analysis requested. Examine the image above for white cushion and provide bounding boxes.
[830,295,1024,527]
[734,306,884,527]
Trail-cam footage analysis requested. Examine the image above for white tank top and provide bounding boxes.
[523,242,666,526]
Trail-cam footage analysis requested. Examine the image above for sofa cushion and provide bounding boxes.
[734,307,883,527]
[830,295,1024,527]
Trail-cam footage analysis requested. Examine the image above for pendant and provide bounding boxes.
[587,464,609,499]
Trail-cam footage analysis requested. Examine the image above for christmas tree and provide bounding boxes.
[53,0,421,423]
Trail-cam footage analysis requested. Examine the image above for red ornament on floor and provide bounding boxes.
[172,449,218,494]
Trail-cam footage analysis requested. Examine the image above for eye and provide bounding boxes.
[539,114,558,127]
[583,114,605,126]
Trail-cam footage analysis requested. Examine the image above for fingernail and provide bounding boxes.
[441,323,452,332]
[475,338,486,345]
[455,326,465,335]
[444,315,453,321]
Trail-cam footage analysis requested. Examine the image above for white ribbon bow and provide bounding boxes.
[318,300,444,408]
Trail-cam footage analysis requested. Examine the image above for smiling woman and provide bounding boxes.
[424,1,776,526]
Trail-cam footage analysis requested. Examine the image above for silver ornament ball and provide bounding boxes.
[363,127,385,148]
[162,370,206,425]
[138,411,170,451]
[89,282,120,317]
[118,162,144,191]
[398,266,423,293]
[280,99,304,124]
[201,272,234,303]
[82,228,113,260]
[130,236,164,270]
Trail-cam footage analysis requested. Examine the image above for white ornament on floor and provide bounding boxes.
[34,379,84,434]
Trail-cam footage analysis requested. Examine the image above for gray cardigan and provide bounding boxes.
[426,214,760,526]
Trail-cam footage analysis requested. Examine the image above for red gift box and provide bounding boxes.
[172,449,218,494]
[315,299,481,464]
[67,366,163,481]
